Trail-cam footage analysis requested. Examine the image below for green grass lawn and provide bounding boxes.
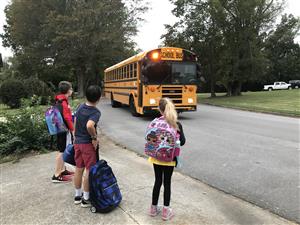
[198,89,300,117]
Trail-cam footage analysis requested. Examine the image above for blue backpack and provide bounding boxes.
[62,144,75,166]
[89,160,122,213]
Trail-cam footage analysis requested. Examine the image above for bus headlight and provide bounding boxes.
[150,99,156,104]
[188,98,194,104]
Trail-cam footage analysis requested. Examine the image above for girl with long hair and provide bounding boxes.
[148,98,185,221]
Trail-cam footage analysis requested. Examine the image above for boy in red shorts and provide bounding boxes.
[73,85,101,207]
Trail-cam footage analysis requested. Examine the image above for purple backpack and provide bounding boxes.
[145,117,180,162]
[45,106,68,135]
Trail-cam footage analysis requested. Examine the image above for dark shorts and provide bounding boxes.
[74,143,97,170]
[57,132,67,153]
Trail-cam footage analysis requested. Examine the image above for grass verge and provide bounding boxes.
[198,89,300,117]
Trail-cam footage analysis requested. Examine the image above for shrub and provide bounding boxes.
[0,79,27,108]
[0,106,53,156]
[24,77,53,105]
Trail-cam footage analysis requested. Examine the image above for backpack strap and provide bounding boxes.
[55,98,68,128]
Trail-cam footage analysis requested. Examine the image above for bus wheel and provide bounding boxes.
[111,93,121,108]
[130,96,139,117]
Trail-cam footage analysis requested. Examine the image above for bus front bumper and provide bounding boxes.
[143,105,197,113]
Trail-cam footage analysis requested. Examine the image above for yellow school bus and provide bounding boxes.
[104,47,199,116]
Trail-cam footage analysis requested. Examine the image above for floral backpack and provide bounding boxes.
[144,116,180,162]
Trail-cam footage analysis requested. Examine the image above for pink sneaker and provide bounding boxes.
[162,206,174,221]
[149,205,160,217]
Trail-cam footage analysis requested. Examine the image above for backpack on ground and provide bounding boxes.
[144,116,180,162]
[89,159,122,213]
[63,144,75,166]
[45,100,68,135]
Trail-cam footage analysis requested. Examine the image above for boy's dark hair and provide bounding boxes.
[58,81,72,94]
[86,85,101,103]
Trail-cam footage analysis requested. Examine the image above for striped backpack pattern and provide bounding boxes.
[89,160,122,213]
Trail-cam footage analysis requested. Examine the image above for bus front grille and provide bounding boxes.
[162,87,182,104]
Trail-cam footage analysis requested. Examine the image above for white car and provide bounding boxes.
[263,82,292,91]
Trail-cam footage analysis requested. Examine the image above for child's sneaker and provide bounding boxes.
[149,205,161,217]
[61,169,74,176]
[162,206,174,221]
[81,198,91,208]
[74,195,82,205]
[51,174,72,183]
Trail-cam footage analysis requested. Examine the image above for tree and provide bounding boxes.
[264,14,300,82]
[1,0,147,96]
[163,1,224,97]
[163,0,285,96]
[1,0,53,79]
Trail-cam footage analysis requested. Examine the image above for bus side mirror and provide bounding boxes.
[199,76,206,83]
[196,63,201,78]
[141,65,147,75]
[197,71,201,79]
[141,66,149,84]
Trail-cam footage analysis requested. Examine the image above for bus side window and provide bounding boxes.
[126,65,129,78]
[130,64,133,78]
[127,64,129,78]
[134,63,137,78]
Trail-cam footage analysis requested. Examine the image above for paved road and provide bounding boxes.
[98,99,300,223]
[1,136,295,225]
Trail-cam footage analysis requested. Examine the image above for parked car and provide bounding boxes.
[289,80,300,89]
[263,82,292,91]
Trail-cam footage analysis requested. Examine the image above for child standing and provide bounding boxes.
[148,98,185,221]
[73,85,101,207]
[52,81,74,183]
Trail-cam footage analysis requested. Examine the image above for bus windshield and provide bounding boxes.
[143,62,197,85]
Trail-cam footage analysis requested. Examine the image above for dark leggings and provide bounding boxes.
[56,132,67,153]
[152,164,174,207]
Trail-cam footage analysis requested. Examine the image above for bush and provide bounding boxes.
[24,77,53,105]
[0,106,53,156]
[0,79,27,108]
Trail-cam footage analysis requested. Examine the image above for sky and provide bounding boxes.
[0,0,299,59]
